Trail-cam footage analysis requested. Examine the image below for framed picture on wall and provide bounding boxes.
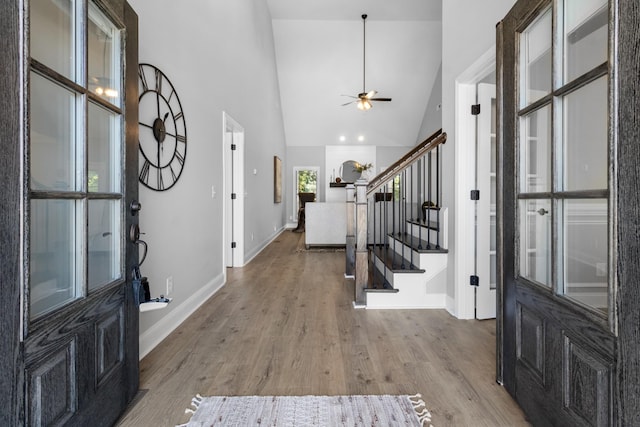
[274,156,282,203]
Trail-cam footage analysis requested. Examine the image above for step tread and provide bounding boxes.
[371,246,425,273]
[388,233,448,254]
[364,288,399,293]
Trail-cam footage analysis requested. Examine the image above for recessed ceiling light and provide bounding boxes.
[358,135,365,142]
[339,135,346,142]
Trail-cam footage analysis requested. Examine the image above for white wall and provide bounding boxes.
[416,63,442,142]
[128,0,286,354]
[441,0,515,315]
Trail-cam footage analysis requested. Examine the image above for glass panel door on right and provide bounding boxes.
[517,0,609,315]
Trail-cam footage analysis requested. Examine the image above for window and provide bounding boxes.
[293,167,318,219]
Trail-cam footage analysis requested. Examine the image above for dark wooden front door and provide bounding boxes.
[498,0,621,425]
[0,1,139,425]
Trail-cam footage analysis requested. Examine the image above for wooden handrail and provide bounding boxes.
[366,129,447,197]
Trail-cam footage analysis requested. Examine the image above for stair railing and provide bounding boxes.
[347,129,447,305]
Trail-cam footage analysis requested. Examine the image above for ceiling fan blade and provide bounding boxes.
[341,100,356,106]
[370,97,392,102]
[341,94,358,99]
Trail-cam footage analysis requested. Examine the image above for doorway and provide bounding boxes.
[223,112,245,268]
[292,166,319,223]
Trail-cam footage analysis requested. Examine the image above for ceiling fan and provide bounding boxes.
[342,14,392,111]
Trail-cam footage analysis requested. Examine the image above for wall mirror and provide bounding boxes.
[340,160,361,183]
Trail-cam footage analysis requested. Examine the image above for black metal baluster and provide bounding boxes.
[418,156,424,249]
[409,164,414,269]
[401,169,406,269]
[436,145,441,250]
[427,151,432,250]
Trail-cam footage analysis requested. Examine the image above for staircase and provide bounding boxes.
[345,129,448,309]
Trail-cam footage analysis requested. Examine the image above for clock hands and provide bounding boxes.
[155,90,161,121]
[160,112,169,153]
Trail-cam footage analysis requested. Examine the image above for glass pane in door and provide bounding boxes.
[563,76,607,191]
[520,8,552,107]
[30,72,79,192]
[30,0,77,81]
[30,199,83,318]
[295,169,317,214]
[563,199,608,311]
[521,105,552,193]
[88,2,121,105]
[88,200,121,290]
[564,0,608,83]
[519,199,552,287]
[88,102,121,192]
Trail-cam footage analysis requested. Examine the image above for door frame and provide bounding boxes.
[453,46,496,320]
[222,112,245,268]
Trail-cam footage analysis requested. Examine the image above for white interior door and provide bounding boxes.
[223,112,244,267]
[475,82,497,319]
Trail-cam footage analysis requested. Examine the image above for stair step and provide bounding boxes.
[364,288,399,293]
[371,246,425,273]
[389,233,448,253]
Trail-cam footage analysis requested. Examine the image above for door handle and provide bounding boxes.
[537,208,549,216]
[129,224,140,242]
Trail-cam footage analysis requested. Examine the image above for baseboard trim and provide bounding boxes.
[365,293,447,310]
[244,227,285,265]
[446,295,456,317]
[139,272,225,359]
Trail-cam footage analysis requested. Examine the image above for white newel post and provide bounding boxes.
[354,179,368,306]
[345,184,355,278]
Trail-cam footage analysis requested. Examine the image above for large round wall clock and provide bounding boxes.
[138,63,187,191]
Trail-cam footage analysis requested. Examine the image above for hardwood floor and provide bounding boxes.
[116,231,529,426]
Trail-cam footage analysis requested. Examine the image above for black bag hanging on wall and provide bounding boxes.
[132,266,150,306]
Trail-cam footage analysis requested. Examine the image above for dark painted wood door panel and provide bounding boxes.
[0,1,139,425]
[495,0,637,425]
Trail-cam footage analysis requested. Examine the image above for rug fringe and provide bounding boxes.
[409,393,433,427]
[184,394,204,415]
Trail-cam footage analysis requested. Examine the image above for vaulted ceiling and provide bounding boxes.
[266,0,443,147]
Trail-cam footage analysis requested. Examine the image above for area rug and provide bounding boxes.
[177,394,433,427]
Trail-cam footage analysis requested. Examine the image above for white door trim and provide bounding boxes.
[453,47,496,319]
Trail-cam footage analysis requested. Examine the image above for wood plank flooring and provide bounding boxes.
[116,231,530,426]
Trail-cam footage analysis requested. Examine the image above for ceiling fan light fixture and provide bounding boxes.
[357,99,372,111]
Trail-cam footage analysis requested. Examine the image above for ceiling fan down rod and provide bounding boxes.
[362,13,367,95]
